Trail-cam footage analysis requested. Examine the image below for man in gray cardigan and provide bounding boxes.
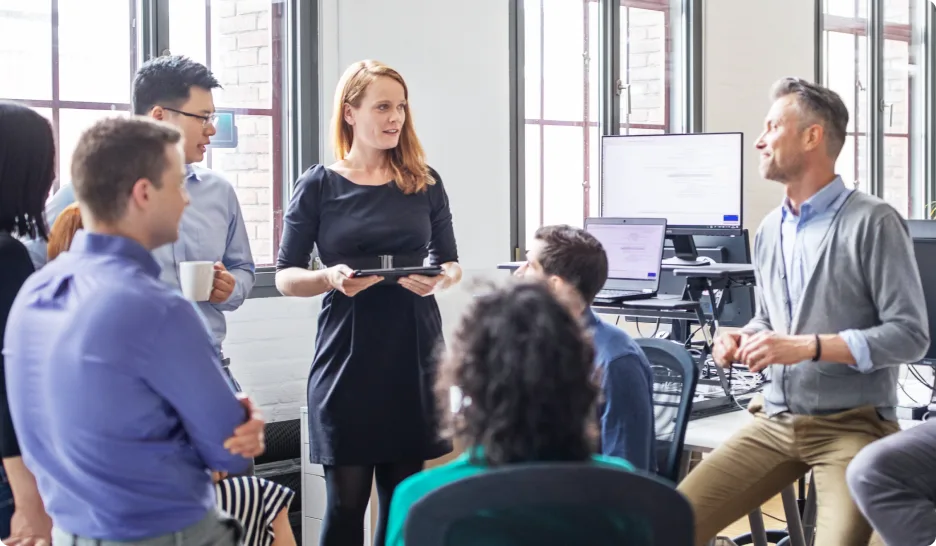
[677,78,929,546]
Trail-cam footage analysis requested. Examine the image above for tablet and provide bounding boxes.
[351,266,443,278]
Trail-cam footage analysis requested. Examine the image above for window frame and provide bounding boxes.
[509,0,702,260]
[818,0,935,217]
[2,0,317,297]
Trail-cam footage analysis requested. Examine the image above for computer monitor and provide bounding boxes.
[661,230,755,328]
[600,132,744,266]
[584,217,667,295]
[908,221,936,365]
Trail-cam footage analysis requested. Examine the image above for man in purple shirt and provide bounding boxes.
[3,117,264,545]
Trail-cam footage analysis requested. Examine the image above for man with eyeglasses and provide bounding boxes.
[26,56,256,407]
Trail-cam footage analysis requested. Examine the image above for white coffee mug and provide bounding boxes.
[180,261,215,302]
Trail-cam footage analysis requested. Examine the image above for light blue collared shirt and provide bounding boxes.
[25,165,256,351]
[780,176,872,372]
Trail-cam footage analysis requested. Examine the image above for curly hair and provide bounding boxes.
[435,281,599,467]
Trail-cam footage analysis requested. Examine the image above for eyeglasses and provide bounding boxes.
[161,106,218,127]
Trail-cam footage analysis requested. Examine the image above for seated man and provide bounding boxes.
[385,281,635,546]
[847,414,936,546]
[4,117,265,545]
[677,78,929,546]
[517,224,656,472]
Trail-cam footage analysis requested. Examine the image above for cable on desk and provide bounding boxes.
[636,318,661,338]
[908,365,933,390]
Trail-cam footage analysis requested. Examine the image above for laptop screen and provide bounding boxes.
[586,220,666,288]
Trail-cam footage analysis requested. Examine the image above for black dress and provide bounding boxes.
[276,165,458,465]
[0,232,34,459]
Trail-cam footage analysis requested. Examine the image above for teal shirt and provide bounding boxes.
[385,452,635,546]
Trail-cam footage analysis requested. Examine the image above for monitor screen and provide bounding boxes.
[586,221,666,281]
[600,133,743,234]
[912,238,936,363]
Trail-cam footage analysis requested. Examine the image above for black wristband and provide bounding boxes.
[812,334,822,362]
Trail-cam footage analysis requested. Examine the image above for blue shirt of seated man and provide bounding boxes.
[586,310,657,473]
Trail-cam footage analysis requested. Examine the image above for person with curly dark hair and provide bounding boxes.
[382,281,635,546]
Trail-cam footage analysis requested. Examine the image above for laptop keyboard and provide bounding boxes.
[596,289,643,299]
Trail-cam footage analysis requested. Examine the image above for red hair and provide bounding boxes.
[332,60,433,194]
[47,202,83,261]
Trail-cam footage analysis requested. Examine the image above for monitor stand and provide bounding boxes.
[663,234,709,267]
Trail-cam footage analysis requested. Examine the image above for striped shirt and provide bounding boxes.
[215,476,295,546]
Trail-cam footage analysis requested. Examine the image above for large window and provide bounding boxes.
[0,0,305,269]
[517,0,694,251]
[821,0,934,218]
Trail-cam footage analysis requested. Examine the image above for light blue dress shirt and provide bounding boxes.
[3,231,250,540]
[780,176,873,372]
[25,165,256,351]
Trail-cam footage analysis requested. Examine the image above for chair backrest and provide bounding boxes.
[636,338,699,483]
[403,463,694,546]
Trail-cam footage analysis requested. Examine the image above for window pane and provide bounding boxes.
[524,124,542,250]
[822,0,870,192]
[542,125,585,227]
[541,0,584,121]
[885,0,910,25]
[59,109,131,184]
[523,0,542,118]
[169,0,208,66]
[58,0,132,104]
[826,0,869,18]
[169,0,288,266]
[621,7,668,129]
[883,136,910,216]
[882,37,910,216]
[0,2,53,100]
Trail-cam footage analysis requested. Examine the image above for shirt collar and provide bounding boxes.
[185,164,201,183]
[782,175,847,220]
[585,308,602,327]
[69,230,162,279]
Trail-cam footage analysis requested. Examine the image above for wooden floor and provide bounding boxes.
[720,494,787,539]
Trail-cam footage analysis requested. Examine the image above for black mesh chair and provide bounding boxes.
[403,463,694,545]
[636,338,699,484]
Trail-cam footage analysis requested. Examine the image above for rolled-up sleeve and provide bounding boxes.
[858,212,930,369]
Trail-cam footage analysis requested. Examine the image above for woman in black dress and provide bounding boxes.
[274,60,462,546]
[0,102,57,543]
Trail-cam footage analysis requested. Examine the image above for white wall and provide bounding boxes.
[227,0,819,420]
[703,0,817,231]
[226,0,512,420]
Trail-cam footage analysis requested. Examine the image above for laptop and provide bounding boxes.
[585,217,668,303]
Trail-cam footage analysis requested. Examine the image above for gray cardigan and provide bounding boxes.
[744,190,930,420]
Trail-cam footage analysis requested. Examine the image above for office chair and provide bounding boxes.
[404,463,694,545]
[636,338,699,483]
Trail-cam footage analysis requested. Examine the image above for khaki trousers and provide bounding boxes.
[677,398,899,546]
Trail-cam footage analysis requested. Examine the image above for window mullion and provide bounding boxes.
[868,0,885,198]
[924,1,936,216]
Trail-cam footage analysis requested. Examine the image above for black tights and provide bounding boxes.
[320,461,424,546]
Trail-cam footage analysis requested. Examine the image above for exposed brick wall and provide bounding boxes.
[211,0,275,265]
